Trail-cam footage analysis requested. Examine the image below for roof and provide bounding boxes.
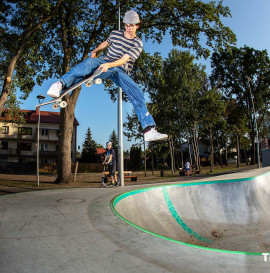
[96,148,106,155]
[0,109,79,126]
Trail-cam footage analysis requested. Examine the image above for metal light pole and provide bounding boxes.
[117,0,124,186]
[247,77,260,168]
[36,95,45,186]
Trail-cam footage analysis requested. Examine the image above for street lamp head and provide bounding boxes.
[37,95,46,100]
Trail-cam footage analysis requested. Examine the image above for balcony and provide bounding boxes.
[0,148,35,157]
[0,149,58,158]
[39,150,58,158]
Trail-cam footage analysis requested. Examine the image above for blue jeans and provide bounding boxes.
[60,57,156,129]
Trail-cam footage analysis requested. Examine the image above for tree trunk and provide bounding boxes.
[179,140,184,168]
[54,90,80,184]
[225,147,228,165]
[244,149,248,165]
[209,127,214,172]
[150,142,154,175]
[144,141,147,177]
[188,139,193,166]
[250,134,255,165]
[191,127,200,170]
[236,133,240,168]
[168,136,175,175]
[217,141,223,168]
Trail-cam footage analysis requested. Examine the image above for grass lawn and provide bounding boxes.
[0,163,257,192]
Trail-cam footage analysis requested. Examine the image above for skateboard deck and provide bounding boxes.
[37,68,103,109]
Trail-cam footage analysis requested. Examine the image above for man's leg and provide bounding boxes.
[47,58,105,97]
[60,58,104,88]
[109,69,155,129]
[108,68,168,141]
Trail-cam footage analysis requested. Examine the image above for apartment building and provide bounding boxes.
[0,108,79,164]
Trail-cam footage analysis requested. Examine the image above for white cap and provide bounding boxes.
[106,141,112,146]
[123,10,140,24]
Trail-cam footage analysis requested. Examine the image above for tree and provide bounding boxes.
[225,99,249,167]
[0,0,63,115]
[148,49,207,173]
[109,129,118,150]
[125,49,207,173]
[5,0,235,184]
[211,46,270,165]
[130,144,143,170]
[199,82,226,172]
[80,127,98,163]
[96,143,104,148]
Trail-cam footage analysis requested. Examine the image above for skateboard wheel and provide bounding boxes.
[95,78,102,84]
[60,101,67,108]
[85,81,92,87]
[52,103,59,110]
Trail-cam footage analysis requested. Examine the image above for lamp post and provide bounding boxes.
[36,95,45,186]
[246,77,260,168]
[117,0,124,187]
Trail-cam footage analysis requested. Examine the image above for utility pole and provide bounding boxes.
[247,77,260,168]
[117,0,124,186]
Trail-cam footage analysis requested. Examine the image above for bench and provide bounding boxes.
[179,169,200,176]
[103,171,132,176]
[102,171,137,182]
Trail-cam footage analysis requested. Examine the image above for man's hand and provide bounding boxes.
[91,51,97,58]
[98,63,110,72]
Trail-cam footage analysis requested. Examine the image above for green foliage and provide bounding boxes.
[199,84,226,132]
[0,1,63,106]
[130,144,143,170]
[80,127,98,163]
[211,46,270,163]
[125,49,207,170]
[96,143,104,148]
[1,0,235,101]
[147,49,207,137]
[109,129,118,150]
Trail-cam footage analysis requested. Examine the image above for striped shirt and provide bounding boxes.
[103,30,143,73]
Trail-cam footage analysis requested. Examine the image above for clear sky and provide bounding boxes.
[21,0,270,152]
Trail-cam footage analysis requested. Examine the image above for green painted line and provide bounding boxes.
[162,187,213,244]
[112,170,270,256]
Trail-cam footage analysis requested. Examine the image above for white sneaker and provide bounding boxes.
[47,81,63,98]
[144,128,168,142]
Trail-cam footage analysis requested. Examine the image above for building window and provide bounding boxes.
[0,141,8,150]
[1,126,9,134]
[42,129,48,136]
[18,127,32,135]
[19,158,27,163]
[0,157,8,162]
[56,145,59,151]
[17,143,32,151]
[41,144,48,151]
[41,159,48,163]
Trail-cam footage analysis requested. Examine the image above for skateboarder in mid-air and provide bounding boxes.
[47,10,168,142]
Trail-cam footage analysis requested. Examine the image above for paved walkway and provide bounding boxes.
[0,167,269,273]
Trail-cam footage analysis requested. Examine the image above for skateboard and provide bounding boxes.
[37,68,103,110]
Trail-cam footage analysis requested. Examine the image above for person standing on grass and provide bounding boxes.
[184,160,191,176]
[47,10,168,142]
[103,141,118,186]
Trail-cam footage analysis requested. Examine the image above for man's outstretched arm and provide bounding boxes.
[91,41,109,58]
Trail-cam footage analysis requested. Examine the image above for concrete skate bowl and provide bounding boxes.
[112,171,270,255]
